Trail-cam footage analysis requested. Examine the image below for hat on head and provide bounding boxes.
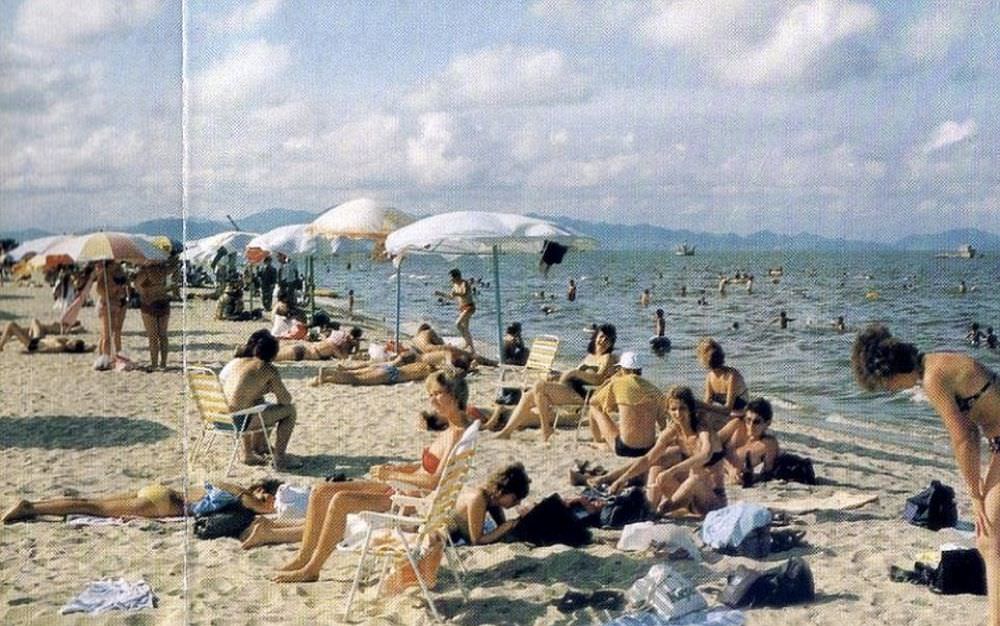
[618,351,641,371]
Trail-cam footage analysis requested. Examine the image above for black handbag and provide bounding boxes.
[903,480,957,531]
[193,504,255,540]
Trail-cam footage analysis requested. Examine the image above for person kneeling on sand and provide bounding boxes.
[0,320,92,354]
[259,372,470,583]
[221,330,299,469]
[2,479,281,523]
[587,351,666,458]
[719,397,780,486]
[274,326,362,362]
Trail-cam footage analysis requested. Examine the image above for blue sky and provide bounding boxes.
[1,0,997,241]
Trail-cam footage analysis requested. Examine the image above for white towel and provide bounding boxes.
[60,578,157,614]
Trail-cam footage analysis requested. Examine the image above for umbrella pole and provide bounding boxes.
[102,261,114,360]
[394,257,403,351]
[308,255,316,318]
[492,244,503,365]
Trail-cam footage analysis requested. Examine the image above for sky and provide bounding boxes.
[1,0,998,241]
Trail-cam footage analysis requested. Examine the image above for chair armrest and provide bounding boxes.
[359,511,424,528]
[231,403,271,417]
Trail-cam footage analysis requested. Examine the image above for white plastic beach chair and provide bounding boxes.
[496,334,560,395]
[343,421,481,622]
[186,365,277,476]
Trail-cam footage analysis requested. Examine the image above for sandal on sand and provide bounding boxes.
[770,528,807,552]
[556,590,624,613]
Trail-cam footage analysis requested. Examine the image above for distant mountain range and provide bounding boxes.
[3,208,998,253]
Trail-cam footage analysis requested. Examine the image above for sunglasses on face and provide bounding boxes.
[745,417,765,426]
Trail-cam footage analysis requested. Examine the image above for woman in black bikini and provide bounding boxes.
[697,337,749,427]
[270,372,470,583]
[94,261,128,362]
[853,325,1000,625]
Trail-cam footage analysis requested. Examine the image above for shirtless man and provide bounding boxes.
[274,327,362,362]
[719,398,780,486]
[435,268,476,353]
[221,330,298,469]
[0,321,92,354]
[0,319,84,351]
[587,352,666,457]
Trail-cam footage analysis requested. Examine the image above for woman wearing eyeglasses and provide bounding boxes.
[719,397,780,486]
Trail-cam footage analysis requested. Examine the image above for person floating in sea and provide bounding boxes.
[567,279,577,302]
[852,326,1000,625]
[650,309,671,354]
[347,289,355,319]
[770,310,795,329]
[960,280,968,294]
[639,289,652,307]
[833,316,847,333]
[718,275,728,295]
[968,323,985,348]
[435,268,476,354]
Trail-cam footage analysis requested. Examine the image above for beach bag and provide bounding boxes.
[904,480,957,531]
[190,484,239,517]
[275,484,311,519]
[510,494,592,547]
[770,453,816,485]
[720,557,815,608]
[932,548,987,595]
[701,503,772,556]
[193,505,255,540]
[599,487,651,530]
[626,564,706,620]
[495,387,523,406]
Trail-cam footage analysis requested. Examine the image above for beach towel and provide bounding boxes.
[60,578,157,614]
[701,502,772,552]
[275,484,311,519]
[616,521,701,561]
[604,609,746,626]
[66,515,186,527]
[759,491,879,515]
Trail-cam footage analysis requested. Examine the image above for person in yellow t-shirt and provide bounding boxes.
[587,351,667,457]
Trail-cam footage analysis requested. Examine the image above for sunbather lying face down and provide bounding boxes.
[309,350,472,387]
[1,480,281,523]
[268,372,471,584]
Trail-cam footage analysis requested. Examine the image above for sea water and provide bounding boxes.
[315,249,999,452]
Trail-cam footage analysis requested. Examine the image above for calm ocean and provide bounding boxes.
[317,249,999,452]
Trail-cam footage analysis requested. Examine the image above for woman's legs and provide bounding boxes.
[97,305,112,358]
[274,483,392,583]
[495,389,539,438]
[140,312,159,368]
[978,454,1000,626]
[156,313,170,369]
[0,322,30,351]
[534,381,585,441]
[241,517,304,549]
[112,307,125,354]
[456,308,474,353]
[2,493,178,522]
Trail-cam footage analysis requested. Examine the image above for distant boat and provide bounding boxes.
[675,242,695,256]
[935,243,977,259]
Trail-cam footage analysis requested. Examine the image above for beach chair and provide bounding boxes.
[496,334,559,397]
[343,421,482,622]
[186,365,277,476]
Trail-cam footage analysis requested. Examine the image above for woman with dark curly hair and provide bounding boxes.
[496,324,618,443]
[852,325,999,624]
[697,338,749,425]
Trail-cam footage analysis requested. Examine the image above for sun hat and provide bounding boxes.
[619,351,642,371]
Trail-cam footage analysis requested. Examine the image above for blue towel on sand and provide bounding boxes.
[60,579,157,614]
[604,609,745,626]
[701,502,772,550]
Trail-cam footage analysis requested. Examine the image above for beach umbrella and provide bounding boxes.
[7,234,72,262]
[306,197,415,245]
[384,211,598,361]
[244,224,335,263]
[182,231,258,265]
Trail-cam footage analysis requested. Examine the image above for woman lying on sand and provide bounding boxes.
[412,323,497,367]
[697,338,749,424]
[603,387,727,517]
[265,372,470,583]
[2,479,281,523]
[853,325,1000,625]
[719,397,780,485]
[273,327,363,362]
[310,349,470,386]
[0,321,92,354]
[496,324,618,443]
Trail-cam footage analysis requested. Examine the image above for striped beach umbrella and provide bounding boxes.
[42,231,169,265]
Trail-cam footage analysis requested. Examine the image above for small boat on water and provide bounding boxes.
[935,244,977,259]
[675,242,695,256]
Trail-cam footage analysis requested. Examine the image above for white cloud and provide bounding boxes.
[639,0,750,50]
[407,46,592,109]
[406,113,474,186]
[192,39,291,107]
[210,0,284,33]
[900,9,968,62]
[923,119,977,154]
[719,0,878,85]
[15,0,161,49]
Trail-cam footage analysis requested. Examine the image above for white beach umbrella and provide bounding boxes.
[244,223,335,262]
[306,197,415,241]
[41,231,169,265]
[182,231,258,265]
[384,211,598,361]
[7,234,72,262]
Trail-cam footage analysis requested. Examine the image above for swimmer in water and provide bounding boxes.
[567,279,577,302]
[833,316,847,333]
[770,310,795,329]
[639,289,651,307]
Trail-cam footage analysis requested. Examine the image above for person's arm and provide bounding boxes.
[704,376,713,403]
[718,419,741,447]
[760,437,780,473]
[383,431,455,491]
[465,493,515,545]
[660,431,715,478]
[267,370,293,405]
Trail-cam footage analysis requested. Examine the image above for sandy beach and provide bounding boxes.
[0,284,990,625]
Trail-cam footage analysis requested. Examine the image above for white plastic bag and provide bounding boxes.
[627,564,707,621]
[275,484,310,519]
[617,521,701,561]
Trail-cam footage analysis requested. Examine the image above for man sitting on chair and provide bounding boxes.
[221,330,299,469]
[587,351,666,458]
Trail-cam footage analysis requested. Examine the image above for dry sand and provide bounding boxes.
[0,284,991,625]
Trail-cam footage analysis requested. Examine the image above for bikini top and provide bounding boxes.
[422,448,441,474]
[955,372,997,413]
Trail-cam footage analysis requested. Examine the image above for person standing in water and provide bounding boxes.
[639,289,651,307]
[567,279,577,302]
[770,310,794,329]
[436,269,476,353]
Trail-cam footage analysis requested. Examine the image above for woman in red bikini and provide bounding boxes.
[271,372,471,583]
[853,325,1000,625]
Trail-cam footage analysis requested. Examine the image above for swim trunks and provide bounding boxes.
[614,437,653,458]
[136,484,174,508]
[27,337,40,352]
[292,344,306,361]
[378,364,401,384]
[710,392,749,412]
[140,299,171,317]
